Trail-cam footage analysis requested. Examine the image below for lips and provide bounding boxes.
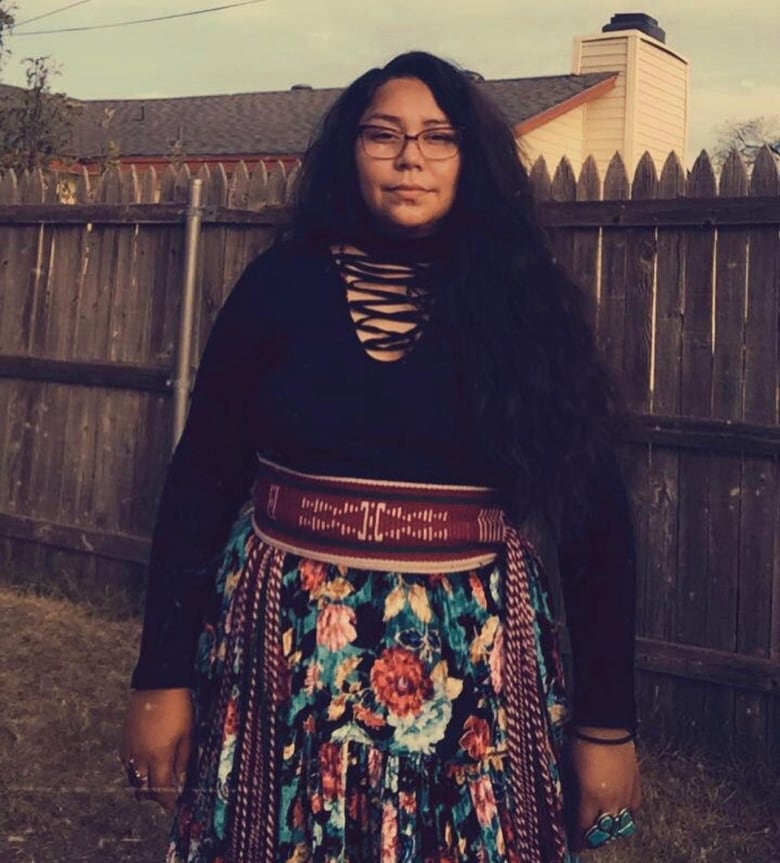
[388,185,430,193]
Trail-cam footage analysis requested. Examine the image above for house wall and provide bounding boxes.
[520,105,585,173]
[572,29,688,173]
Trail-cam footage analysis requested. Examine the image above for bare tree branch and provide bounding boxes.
[713,116,780,166]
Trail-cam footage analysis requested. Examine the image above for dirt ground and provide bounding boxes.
[1,586,777,863]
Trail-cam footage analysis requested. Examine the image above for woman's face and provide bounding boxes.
[354,77,461,237]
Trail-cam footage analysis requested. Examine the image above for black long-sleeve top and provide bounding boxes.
[132,237,637,731]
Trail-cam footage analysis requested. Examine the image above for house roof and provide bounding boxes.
[62,72,615,160]
[0,83,25,98]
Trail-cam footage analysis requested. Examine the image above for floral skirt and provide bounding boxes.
[166,509,574,863]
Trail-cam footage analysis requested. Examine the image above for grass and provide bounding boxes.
[1,585,778,863]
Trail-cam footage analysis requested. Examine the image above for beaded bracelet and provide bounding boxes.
[570,728,635,746]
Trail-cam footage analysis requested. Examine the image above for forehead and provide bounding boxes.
[360,77,451,126]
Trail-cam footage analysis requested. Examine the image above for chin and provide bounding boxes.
[383,213,439,236]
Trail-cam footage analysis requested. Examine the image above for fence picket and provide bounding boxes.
[248,161,269,210]
[0,168,18,203]
[212,162,229,208]
[619,153,657,741]
[572,156,601,325]
[529,156,551,201]
[228,161,250,210]
[45,171,60,204]
[699,150,748,748]
[73,166,89,203]
[673,151,718,743]
[174,165,191,203]
[639,151,687,731]
[139,165,157,204]
[196,163,212,206]
[266,161,287,206]
[547,157,577,281]
[285,160,301,203]
[599,153,630,382]
[28,169,46,204]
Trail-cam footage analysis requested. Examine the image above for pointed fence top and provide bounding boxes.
[604,152,630,200]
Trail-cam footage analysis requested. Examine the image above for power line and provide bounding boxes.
[12,0,265,36]
[15,1,95,28]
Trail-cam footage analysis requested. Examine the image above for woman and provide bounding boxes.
[121,52,640,863]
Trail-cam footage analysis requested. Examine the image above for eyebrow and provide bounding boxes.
[361,112,452,127]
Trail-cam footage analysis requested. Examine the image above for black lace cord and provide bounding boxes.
[335,249,432,354]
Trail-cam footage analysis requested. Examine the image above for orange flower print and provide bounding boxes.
[399,790,416,814]
[354,703,386,729]
[470,775,498,828]
[459,715,491,760]
[347,789,361,822]
[300,559,327,594]
[316,603,357,652]
[381,800,399,863]
[368,747,383,785]
[489,625,504,694]
[304,661,321,695]
[224,698,238,736]
[469,571,487,609]
[370,646,433,717]
[319,742,343,801]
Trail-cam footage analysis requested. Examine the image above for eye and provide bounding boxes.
[363,126,400,143]
[423,129,459,145]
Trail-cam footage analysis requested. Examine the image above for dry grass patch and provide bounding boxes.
[1,586,777,863]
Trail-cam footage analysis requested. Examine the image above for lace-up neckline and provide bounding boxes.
[331,235,441,362]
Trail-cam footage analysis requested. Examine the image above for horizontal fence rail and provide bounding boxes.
[1,147,779,761]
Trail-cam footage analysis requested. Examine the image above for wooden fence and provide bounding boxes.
[0,149,778,761]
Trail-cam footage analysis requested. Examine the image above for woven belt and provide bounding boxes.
[251,456,506,573]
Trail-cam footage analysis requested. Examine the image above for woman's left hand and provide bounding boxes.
[567,726,641,851]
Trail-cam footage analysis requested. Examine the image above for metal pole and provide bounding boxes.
[171,177,203,452]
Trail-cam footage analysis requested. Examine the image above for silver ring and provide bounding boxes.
[124,758,148,789]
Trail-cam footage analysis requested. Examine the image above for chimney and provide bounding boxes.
[602,13,666,44]
[572,13,688,172]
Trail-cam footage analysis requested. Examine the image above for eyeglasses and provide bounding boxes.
[357,124,462,161]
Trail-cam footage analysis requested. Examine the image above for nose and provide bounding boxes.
[395,136,424,168]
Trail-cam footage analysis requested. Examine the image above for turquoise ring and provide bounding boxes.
[583,807,636,848]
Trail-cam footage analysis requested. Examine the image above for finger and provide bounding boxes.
[575,797,601,846]
[173,732,193,792]
[122,757,151,796]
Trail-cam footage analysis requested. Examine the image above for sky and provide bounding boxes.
[2,0,779,163]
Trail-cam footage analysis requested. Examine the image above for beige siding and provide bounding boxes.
[633,37,689,165]
[575,36,629,75]
[573,29,688,173]
[520,106,585,172]
[574,35,628,172]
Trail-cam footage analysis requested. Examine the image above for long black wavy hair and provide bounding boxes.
[291,51,616,531]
